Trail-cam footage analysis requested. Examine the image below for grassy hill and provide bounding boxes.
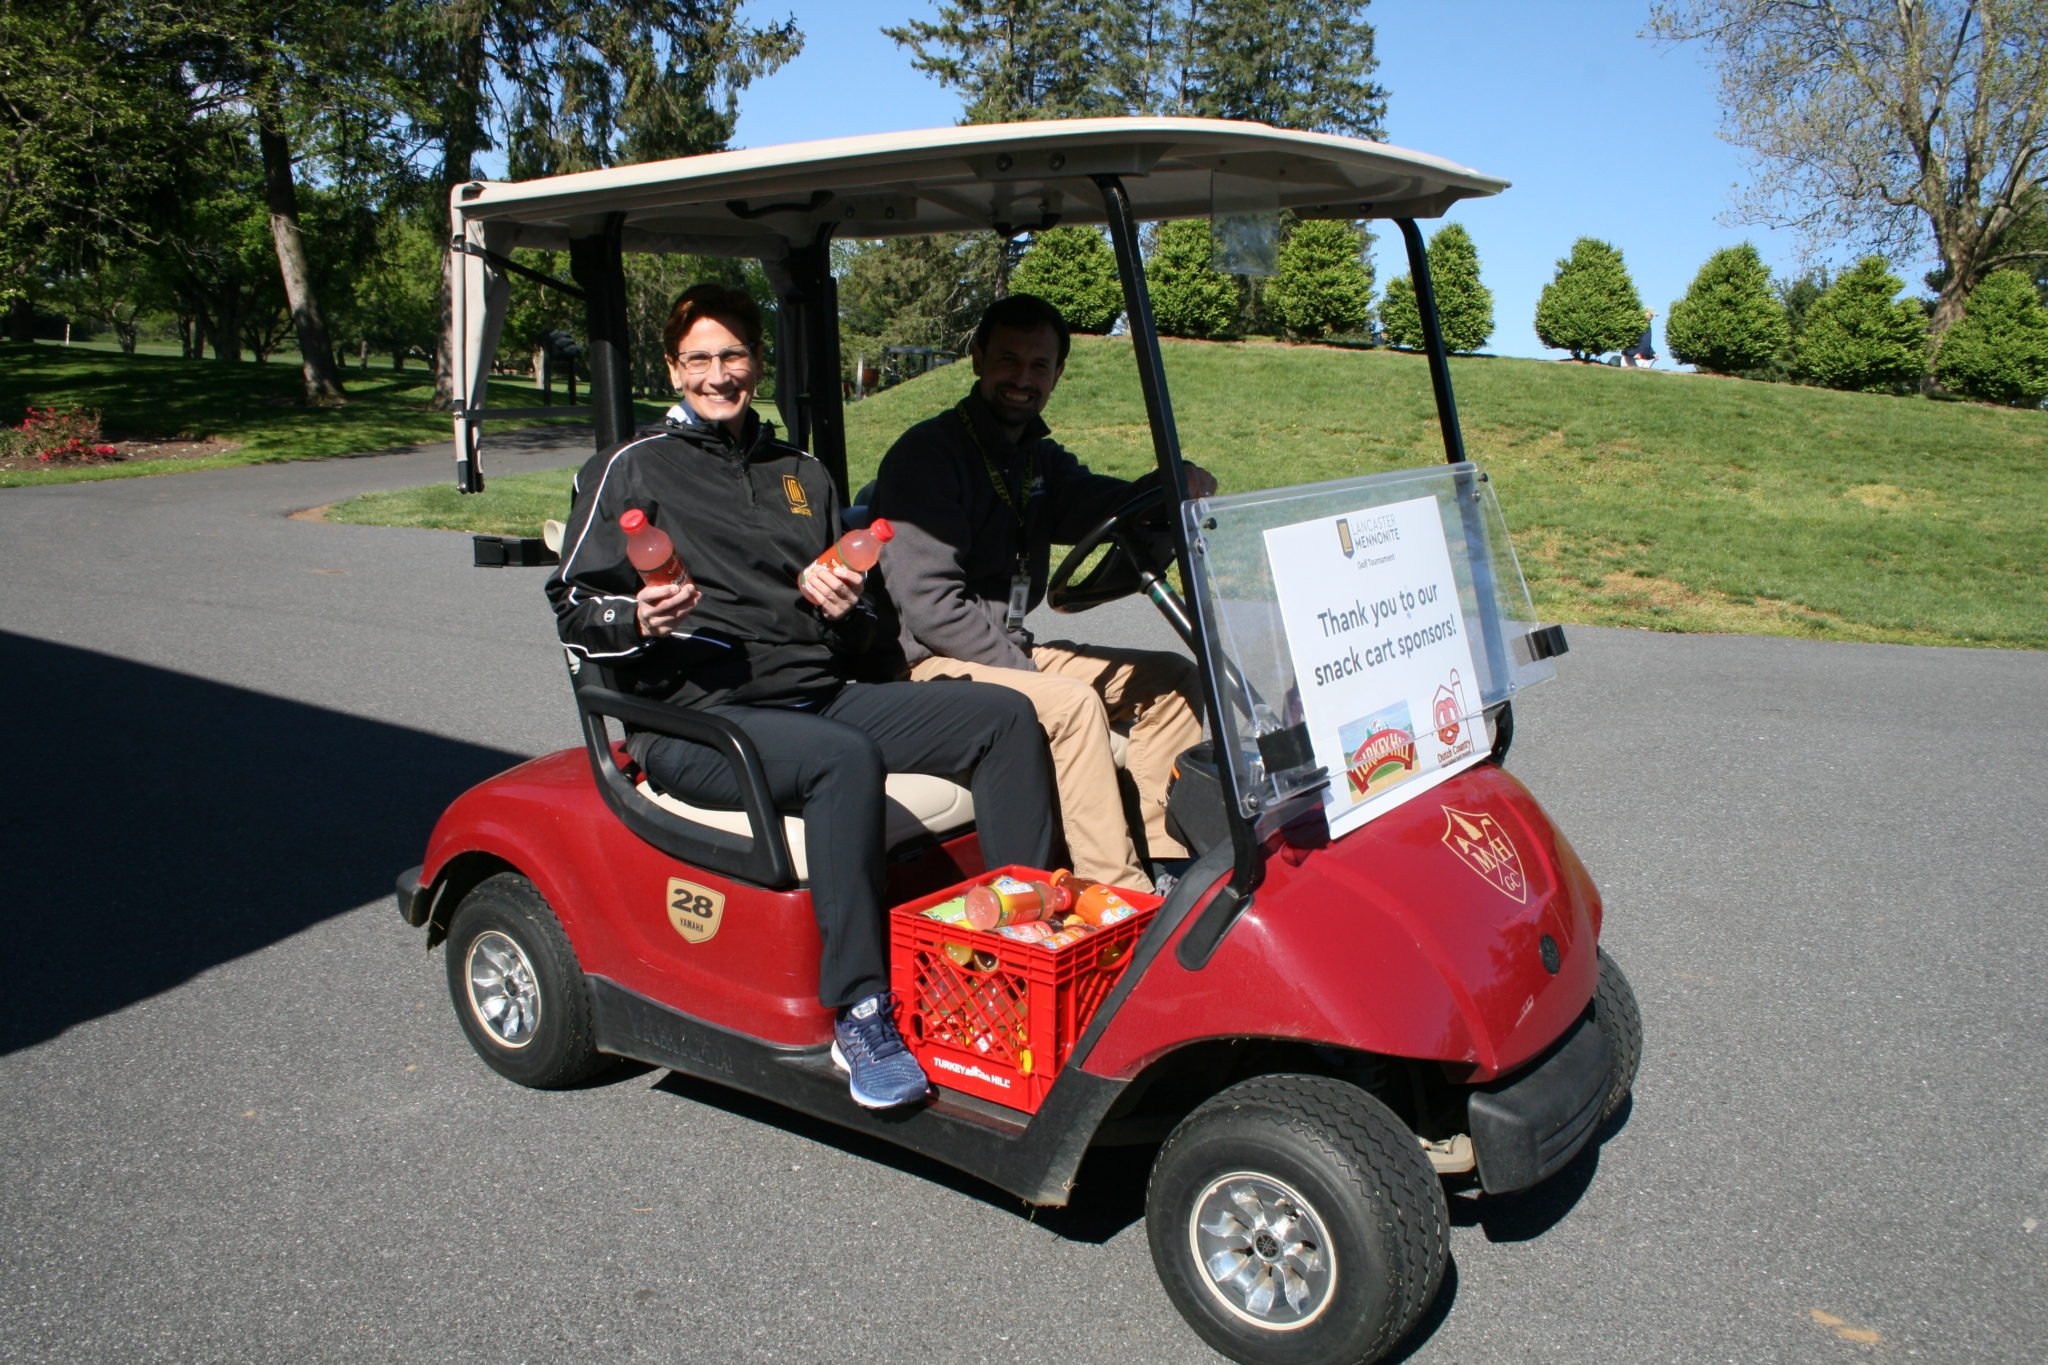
[0,341,646,485]
[845,338,2043,649]
[9,336,2042,649]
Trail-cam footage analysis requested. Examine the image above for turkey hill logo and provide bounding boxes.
[1336,518,1355,558]
[666,877,726,943]
[782,474,812,516]
[1441,807,1527,903]
[1339,703,1417,802]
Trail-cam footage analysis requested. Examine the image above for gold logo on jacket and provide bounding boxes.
[782,474,812,516]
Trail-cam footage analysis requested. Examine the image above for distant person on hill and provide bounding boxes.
[1622,308,1658,368]
[870,293,1213,895]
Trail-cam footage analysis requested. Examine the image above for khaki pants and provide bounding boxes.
[910,641,1202,891]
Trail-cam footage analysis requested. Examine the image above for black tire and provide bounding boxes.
[443,873,610,1089]
[1146,1075,1449,1365]
[1592,948,1642,1123]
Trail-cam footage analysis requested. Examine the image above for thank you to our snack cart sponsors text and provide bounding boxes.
[1263,491,1485,837]
[1304,514,1460,687]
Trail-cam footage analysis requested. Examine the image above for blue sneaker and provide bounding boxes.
[831,993,929,1109]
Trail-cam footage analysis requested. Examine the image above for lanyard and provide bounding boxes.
[954,402,1028,526]
[954,403,1035,631]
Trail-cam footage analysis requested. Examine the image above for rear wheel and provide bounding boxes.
[443,873,610,1089]
[1146,1075,1448,1365]
[1592,948,1642,1122]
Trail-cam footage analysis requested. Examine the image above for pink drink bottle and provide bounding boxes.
[811,518,895,574]
[620,508,686,586]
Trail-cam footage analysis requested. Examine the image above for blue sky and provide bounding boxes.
[731,0,1908,362]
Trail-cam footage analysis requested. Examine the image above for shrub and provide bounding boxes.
[1266,219,1373,340]
[1534,237,1645,360]
[1145,220,1240,339]
[1793,256,1929,393]
[1,406,118,463]
[1379,222,1493,353]
[1666,244,1790,375]
[1011,226,1123,334]
[1932,268,2048,407]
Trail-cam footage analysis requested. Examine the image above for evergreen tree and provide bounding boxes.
[1181,0,1386,138]
[1534,238,1646,361]
[1146,220,1239,338]
[1665,243,1790,375]
[1792,256,1929,393]
[885,1,1145,123]
[1380,222,1492,353]
[1011,227,1123,334]
[1265,219,1372,340]
[1932,268,2048,406]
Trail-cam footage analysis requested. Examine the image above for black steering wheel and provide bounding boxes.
[1045,483,1198,648]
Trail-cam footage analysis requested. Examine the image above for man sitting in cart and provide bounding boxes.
[872,294,1213,895]
[546,283,1056,1111]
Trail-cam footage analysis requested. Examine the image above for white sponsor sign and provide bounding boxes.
[1263,494,1486,838]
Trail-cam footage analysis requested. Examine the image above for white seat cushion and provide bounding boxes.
[635,771,975,881]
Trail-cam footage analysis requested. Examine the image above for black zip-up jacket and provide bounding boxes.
[870,389,1137,670]
[546,409,877,733]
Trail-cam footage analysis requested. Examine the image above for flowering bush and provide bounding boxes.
[1,406,119,463]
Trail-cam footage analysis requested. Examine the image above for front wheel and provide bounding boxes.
[1592,948,1642,1123]
[443,872,611,1089]
[1146,1075,1449,1365]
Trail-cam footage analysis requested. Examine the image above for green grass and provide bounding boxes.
[0,341,656,488]
[15,336,2045,649]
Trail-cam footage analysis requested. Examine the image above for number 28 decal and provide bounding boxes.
[666,878,727,943]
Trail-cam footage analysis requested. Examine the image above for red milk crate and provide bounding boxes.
[889,866,1160,1112]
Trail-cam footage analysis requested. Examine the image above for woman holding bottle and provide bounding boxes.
[546,283,1054,1111]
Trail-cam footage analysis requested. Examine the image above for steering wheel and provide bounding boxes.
[1045,483,1198,648]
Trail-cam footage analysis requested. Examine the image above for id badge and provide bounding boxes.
[1006,570,1031,630]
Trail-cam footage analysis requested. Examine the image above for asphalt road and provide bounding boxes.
[2,433,2044,1364]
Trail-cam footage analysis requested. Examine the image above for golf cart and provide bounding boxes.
[400,118,1640,1365]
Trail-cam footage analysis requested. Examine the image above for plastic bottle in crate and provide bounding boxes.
[1050,869,1144,926]
[964,875,1072,931]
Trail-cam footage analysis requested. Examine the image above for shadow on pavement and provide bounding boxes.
[0,631,525,1054]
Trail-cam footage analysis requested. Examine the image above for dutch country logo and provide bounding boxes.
[1440,807,1528,903]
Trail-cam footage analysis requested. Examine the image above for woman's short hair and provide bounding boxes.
[663,282,764,357]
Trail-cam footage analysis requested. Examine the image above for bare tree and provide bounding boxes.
[1649,0,2048,342]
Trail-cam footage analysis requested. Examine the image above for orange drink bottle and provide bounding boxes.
[964,874,1072,931]
[1050,869,1143,927]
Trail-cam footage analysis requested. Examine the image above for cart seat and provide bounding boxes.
[634,772,974,881]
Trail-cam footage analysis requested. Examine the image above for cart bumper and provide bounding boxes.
[1467,1012,1610,1193]
[395,866,431,927]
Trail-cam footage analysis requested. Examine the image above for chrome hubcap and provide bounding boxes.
[1189,1172,1335,1330]
[465,931,541,1049]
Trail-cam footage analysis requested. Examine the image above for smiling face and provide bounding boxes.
[971,322,1065,432]
[665,315,757,434]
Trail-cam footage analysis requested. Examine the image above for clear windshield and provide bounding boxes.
[1182,463,1555,839]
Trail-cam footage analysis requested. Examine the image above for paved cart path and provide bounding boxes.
[2,439,2044,1363]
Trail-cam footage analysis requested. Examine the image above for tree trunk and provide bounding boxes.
[5,296,33,343]
[433,21,490,411]
[256,80,347,405]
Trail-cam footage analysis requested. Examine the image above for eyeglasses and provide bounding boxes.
[672,345,755,376]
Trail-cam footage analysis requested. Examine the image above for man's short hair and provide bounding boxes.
[663,282,764,357]
[972,293,1071,364]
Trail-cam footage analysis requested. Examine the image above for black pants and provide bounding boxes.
[641,680,1055,1009]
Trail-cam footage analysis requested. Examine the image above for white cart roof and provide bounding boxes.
[450,116,1508,256]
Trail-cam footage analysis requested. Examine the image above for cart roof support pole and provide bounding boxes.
[1395,219,1469,466]
[780,232,848,500]
[1094,174,1263,917]
[568,213,634,451]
